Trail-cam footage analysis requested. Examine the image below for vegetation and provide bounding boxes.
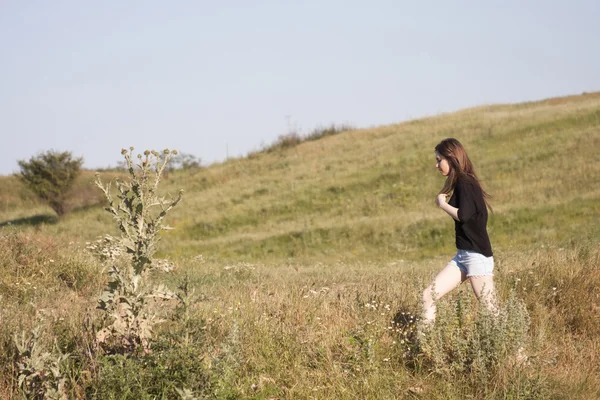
[166,152,202,171]
[93,148,183,354]
[114,152,202,172]
[17,150,84,217]
[258,123,355,153]
[0,92,599,398]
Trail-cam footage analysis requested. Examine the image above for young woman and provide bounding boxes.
[421,138,497,324]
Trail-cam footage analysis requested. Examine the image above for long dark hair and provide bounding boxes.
[435,138,492,210]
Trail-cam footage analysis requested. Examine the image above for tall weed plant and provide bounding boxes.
[93,148,183,353]
[419,286,530,377]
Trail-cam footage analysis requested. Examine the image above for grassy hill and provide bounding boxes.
[2,91,599,263]
[1,92,599,399]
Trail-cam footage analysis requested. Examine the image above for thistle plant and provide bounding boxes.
[85,234,124,264]
[14,326,69,400]
[94,147,183,353]
[94,148,183,275]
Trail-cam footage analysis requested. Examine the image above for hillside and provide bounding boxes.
[1,92,599,263]
[1,92,600,398]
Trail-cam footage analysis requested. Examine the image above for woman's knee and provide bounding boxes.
[469,276,495,300]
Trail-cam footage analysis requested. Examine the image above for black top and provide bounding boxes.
[448,176,493,257]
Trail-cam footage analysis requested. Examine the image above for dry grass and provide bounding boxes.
[0,92,599,398]
[154,241,597,399]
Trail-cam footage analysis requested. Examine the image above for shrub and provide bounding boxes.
[305,123,355,142]
[166,152,202,171]
[261,124,355,153]
[266,132,303,152]
[17,150,84,217]
[92,346,210,399]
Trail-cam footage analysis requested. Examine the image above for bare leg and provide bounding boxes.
[421,263,467,323]
[469,276,498,316]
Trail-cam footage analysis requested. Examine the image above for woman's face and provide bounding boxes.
[435,151,451,176]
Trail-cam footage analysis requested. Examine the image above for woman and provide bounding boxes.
[421,138,497,324]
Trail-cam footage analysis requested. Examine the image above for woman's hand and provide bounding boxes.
[435,193,447,208]
[436,193,459,220]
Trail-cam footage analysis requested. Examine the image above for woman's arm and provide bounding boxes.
[437,180,478,222]
[436,194,459,221]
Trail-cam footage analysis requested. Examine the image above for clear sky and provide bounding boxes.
[1,1,599,174]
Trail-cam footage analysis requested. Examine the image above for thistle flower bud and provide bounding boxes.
[137,154,142,159]
[129,146,134,151]
[163,149,170,155]
[121,149,127,155]
[144,150,150,156]
[172,150,178,155]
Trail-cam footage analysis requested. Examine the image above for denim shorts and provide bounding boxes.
[449,249,494,277]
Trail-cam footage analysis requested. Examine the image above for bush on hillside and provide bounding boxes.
[166,151,202,171]
[113,151,201,173]
[262,124,355,153]
[17,150,83,217]
[305,123,355,142]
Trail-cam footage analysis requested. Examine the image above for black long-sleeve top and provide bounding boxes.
[448,177,493,257]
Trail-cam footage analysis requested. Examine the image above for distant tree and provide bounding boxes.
[115,152,201,172]
[17,150,84,217]
[165,152,201,171]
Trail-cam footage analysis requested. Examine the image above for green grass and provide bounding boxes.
[6,91,597,265]
[0,91,599,398]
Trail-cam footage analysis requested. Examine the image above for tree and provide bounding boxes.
[17,150,84,217]
[114,152,201,173]
[165,152,201,171]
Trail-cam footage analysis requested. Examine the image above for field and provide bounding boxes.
[1,92,599,399]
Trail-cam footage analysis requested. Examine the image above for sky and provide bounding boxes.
[1,0,599,174]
